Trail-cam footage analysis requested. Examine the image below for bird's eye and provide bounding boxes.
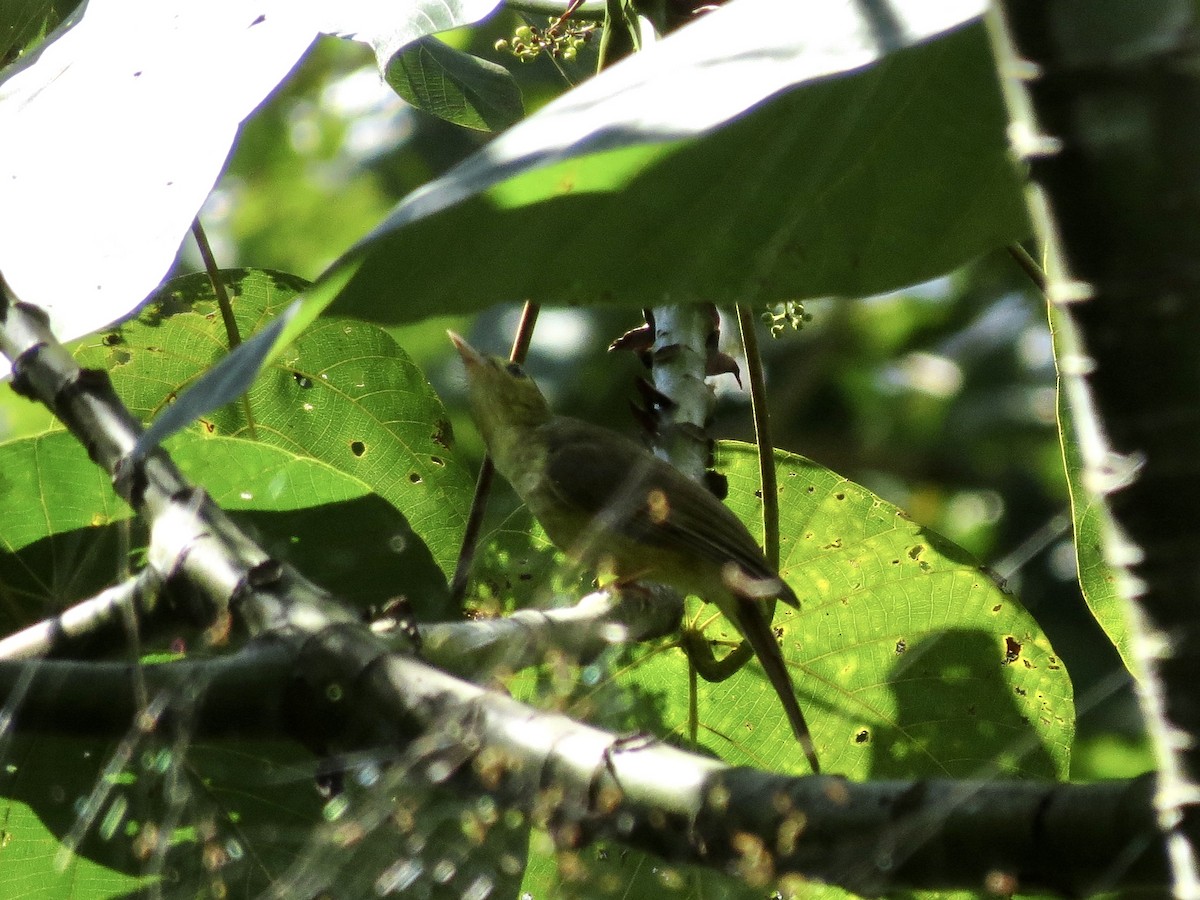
[505,362,526,377]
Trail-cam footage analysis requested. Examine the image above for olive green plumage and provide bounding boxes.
[451,332,819,772]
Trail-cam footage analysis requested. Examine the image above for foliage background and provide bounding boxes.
[0,9,1146,778]
[0,5,1154,895]
[207,28,1144,776]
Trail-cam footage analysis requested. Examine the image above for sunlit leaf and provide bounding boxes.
[0,430,451,623]
[0,0,501,346]
[1050,306,1134,673]
[587,443,1074,780]
[72,269,471,583]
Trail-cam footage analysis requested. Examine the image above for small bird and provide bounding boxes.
[450,332,819,772]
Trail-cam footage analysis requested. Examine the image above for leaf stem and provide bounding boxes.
[450,301,542,605]
[1007,242,1047,293]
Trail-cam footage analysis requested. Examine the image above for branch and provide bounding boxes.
[0,616,1170,893]
[359,649,1168,895]
[0,569,158,660]
[415,584,684,680]
[647,304,716,480]
[0,640,296,739]
[988,2,1200,888]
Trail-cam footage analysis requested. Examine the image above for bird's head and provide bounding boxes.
[449,331,551,447]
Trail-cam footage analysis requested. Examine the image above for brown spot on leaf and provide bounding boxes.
[432,419,453,448]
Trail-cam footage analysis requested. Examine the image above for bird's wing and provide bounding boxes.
[538,418,792,600]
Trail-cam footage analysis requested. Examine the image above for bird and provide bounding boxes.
[450,331,819,772]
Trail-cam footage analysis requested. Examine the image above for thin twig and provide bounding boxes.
[191,217,257,438]
[449,302,542,605]
[191,218,241,349]
[508,0,605,19]
[736,304,780,569]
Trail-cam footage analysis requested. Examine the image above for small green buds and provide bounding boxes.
[496,17,597,64]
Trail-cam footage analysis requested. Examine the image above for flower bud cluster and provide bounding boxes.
[495,18,597,63]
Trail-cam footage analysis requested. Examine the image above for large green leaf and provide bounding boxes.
[0,431,133,618]
[513,442,1073,899]
[0,431,451,624]
[0,0,503,344]
[0,728,340,899]
[0,736,156,898]
[72,269,472,582]
[313,2,1025,329]
[572,443,1073,780]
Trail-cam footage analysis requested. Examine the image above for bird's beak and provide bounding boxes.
[448,330,485,370]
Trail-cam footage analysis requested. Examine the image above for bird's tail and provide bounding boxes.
[733,598,820,773]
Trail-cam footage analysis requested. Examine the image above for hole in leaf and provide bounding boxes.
[409,473,422,484]
[1004,636,1021,665]
[293,372,313,389]
[350,440,366,457]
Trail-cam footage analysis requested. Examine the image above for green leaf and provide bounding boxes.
[308,4,1025,331]
[1049,306,1134,673]
[0,0,82,67]
[584,443,1073,780]
[0,736,158,898]
[0,431,451,623]
[386,36,523,131]
[72,269,472,582]
[175,436,453,613]
[0,431,132,618]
